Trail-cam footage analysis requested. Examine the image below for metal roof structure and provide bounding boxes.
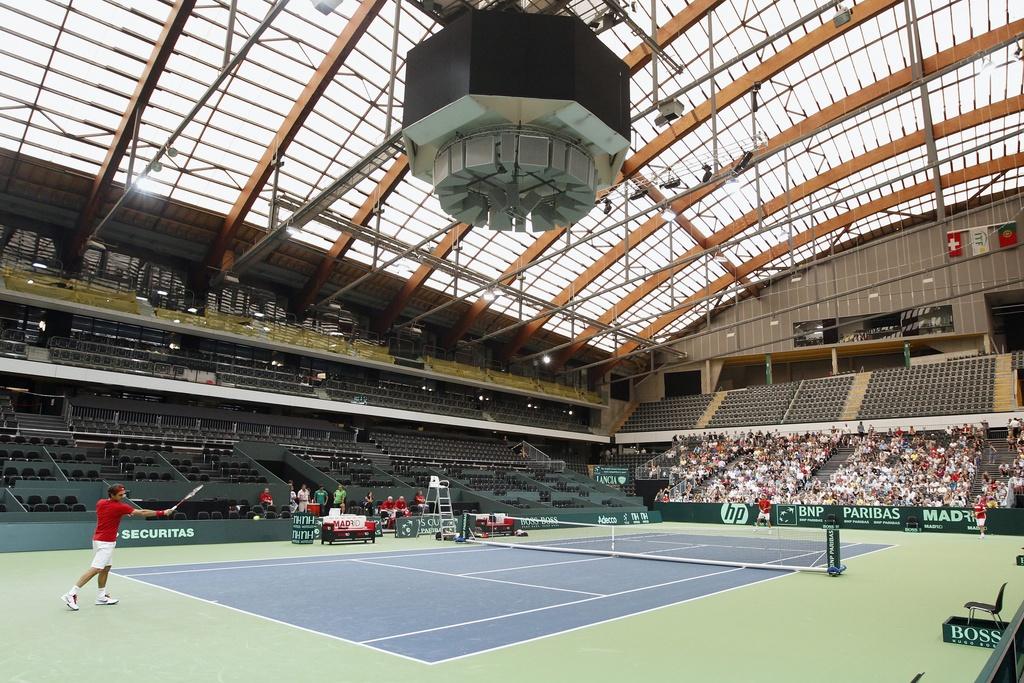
[0,0,1021,380]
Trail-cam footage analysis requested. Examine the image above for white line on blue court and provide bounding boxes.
[461,554,611,575]
[360,566,743,645]
[118,546,498,577]
[351,557,606,596]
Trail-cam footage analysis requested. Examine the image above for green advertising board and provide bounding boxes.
[593,466,631,488]
[656,502,1016,535]
[942,617,1005,648]
[291,513,320,544]
[507,510,660,529]
[396,515,444,538]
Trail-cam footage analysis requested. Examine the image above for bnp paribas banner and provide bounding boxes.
[656,502,1024,535]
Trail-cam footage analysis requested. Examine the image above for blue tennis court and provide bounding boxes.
[114,538,891,664]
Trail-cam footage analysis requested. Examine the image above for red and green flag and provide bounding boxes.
[998,222,1018,249]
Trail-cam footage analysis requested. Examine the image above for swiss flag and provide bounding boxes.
[947,230,967,258]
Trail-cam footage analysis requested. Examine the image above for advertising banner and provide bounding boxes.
[592,466,631,488]
[655,502,1022,535]
[291,513,320,544]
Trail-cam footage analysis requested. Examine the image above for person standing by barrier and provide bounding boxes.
[312,485,328,515]
[61,484,174,611]
[974,495,988,539]
[755,494,773,532]
[333,484,347,514]
[297,484,309,513]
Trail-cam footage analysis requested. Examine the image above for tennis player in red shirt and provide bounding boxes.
[756,494,773,532]
[61,484,175,611]
[974,496,988,540]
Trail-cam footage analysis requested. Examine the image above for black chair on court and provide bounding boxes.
[965,582,1007,627]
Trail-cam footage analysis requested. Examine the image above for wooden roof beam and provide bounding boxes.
[200,0,387,283]
[63,0,196,268]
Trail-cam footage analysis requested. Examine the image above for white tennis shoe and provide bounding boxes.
[95,595,119,606]
[61,593,79,611]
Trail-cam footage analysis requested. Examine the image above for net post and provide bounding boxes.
[459,513,470,538]
[826,527,844,576]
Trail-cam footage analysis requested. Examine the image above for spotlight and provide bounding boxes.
[733,150,754,174]
[542,354,551,364]
[661,208,677,222]
[660,177,681,190]
[654,99,685,128]
[629,187,648,201]
[977,57,998,77]
[312,0,344,15]
[833,5,852,27]
[31,262,47,269]
[700,164,712,183]
[156,289,168,296]
[603,198,612,215]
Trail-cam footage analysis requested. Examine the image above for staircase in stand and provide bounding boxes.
[609,400,639,434]
[993,354,1016,411]
[15,413,75,444]
[695,391,727,429]
[812,445,855,483]
[972,437,1017,498]
[840,372,871,421]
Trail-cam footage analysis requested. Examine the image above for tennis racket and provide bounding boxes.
[172,484,204,510]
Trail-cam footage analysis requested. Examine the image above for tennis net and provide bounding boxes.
[463,514,841,573]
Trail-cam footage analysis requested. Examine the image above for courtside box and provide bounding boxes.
[942,617,1006,649]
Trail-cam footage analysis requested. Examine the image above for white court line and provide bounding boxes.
[116,545,808,666]
[118,546,499,577]
[115,544,492,573]
[428,570,796,666]
[461,555,611,576]
[361,566,743,645]
[115,573,431,666]
[351,558,604,597]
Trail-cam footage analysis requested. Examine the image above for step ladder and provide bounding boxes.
[427,475,458,540]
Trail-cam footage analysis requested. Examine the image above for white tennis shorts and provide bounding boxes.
[757,511,771,521]
[91,540,117,569]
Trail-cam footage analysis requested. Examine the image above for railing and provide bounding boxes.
[634,446,679,481]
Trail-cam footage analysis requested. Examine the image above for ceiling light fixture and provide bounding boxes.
[791,275,802,283]
[156,289,168,296]
[733,150,754,174]
[629,186,648,201]
[660,176,681,190]
[661,208,677,222]
[542,354,551,364]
